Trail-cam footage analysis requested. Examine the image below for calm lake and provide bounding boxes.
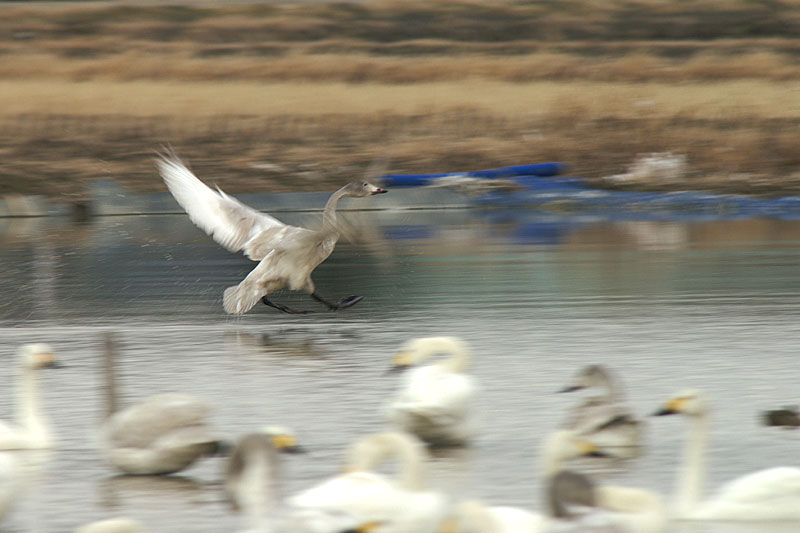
[1,204,800,532]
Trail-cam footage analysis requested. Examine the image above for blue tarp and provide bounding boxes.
[381,162,565,187]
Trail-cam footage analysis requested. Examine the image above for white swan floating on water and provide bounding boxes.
[654,389,800,521]
[157,152,387,315]
[289,432,448,533]
[0,343,60,450]
[225,431,379,533]
[386,337,478,446]
[559,364,644,455]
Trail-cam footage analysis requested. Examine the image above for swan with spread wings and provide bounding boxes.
[157,153,387,315]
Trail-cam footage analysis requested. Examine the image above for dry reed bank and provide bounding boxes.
[1,0,800,199]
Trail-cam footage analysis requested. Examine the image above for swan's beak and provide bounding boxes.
[371,187,388,195]
[577,440,609,458]
[653,397,687,416]
[354,522,382,533]
[272,434,306,453]
[385,365,410,375]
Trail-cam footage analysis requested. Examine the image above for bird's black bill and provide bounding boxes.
[652,408,677,416]
[371,188,388,195]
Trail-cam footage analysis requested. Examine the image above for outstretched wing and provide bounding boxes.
[157,152,293,260]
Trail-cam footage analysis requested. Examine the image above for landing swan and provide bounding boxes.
[559,365,643,454]
[386,337,477,446]
[0,343,59,450]
[289,432,448,533]
[225,431,379,533]
[654,389,800,521]
[157,152,387,315]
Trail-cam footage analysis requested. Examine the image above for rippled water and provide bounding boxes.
[2,209,800,532]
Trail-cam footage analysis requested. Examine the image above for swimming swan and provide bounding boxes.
[559,365,643,453]
[386,337,477,446]
[654,389,800,521]
[225,432,379,533]
[0,344,59,450]
[289,432,448,533]
[157,153,387,315]
[445,430,663,532]
[98,332,224,475]
[540,431,665,533]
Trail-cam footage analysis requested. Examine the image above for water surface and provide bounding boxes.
[1,209,800,532]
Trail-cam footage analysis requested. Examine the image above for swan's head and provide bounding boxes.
[559,364,612,393]
[18,343,58,369]
[259,425,306,454]
[342,180,387,198]
[541,430,607,476]
[653,389,707,417]
[389,336,469,372]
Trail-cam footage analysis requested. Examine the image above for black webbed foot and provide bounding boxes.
[262,296,313,315]
[311,293,364,311]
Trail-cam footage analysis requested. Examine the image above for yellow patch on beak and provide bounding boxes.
[392,351,413,367]
[577,440,599,455]
[666,397,689,413]
[34,352,56,368]
[271,434,297,450]
[357,521,382,533]
[437,517,459,533]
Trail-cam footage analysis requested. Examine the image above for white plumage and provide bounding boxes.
[0,344,59,450]
[655,388,800,521]
[289,432,448,533]
[386,337,477,446]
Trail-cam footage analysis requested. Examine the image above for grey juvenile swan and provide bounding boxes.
[157,153,387,315]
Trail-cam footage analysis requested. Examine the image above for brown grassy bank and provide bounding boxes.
[1,1,800,199]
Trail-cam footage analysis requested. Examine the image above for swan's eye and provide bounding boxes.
[362,182,368,187]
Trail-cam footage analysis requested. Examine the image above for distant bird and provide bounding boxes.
[762,406,800,428]
[559,365,643,453]
[385,337,477,446]
[654,389,800,521]
[0,343,60,450]
[157,152,387,315]
[225,431,379,533]
[289,432,448,533]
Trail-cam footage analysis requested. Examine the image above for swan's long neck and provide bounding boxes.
[16,363,45,439]
[240,453,280,533]
[349,433,427,491]
[103,331,119,418]
[322,186,349,230]
[676,412,708,516]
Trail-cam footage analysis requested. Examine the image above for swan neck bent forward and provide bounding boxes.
[677,411,708,516]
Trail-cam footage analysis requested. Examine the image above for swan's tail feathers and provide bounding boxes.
[223,283,265,315]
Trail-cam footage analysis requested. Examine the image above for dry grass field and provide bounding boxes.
[2,0,800,199]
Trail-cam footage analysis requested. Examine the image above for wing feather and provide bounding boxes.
[157,153,287,258]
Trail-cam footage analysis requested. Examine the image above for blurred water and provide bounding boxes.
[1,209,800,532]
